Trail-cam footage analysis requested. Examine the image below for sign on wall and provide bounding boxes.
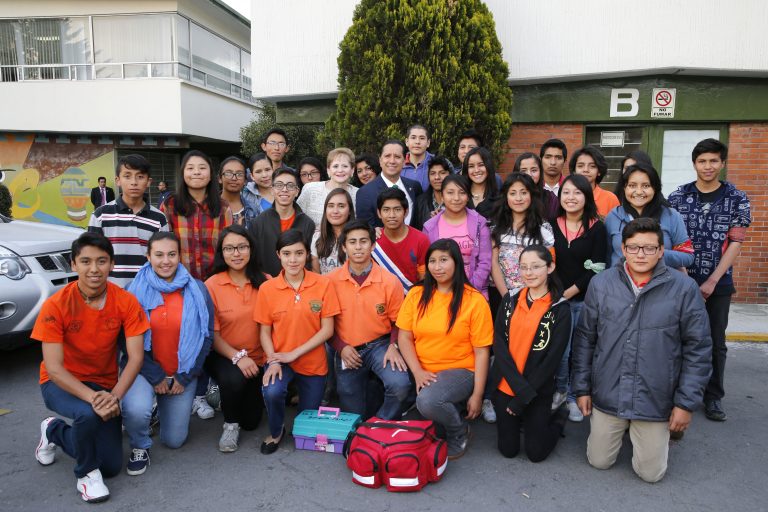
[651,88,676,118]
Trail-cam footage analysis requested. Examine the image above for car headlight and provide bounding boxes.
[0,246,31,280]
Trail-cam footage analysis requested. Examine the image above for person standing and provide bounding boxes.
[297,147,358,228]
[88,154,169,288]
[455,129,484,172]
[260,128,294,171]
[356,140,423,227]
[249,169,315,277]
[572,218,712,483]
[33,233,149,503]
[462,147,499,220]
[242,153,275,214]
[90,176,115,209]
[328,220,411,419]
[540,139,568,196]
[667,138,751,421]
[569,146,620,217]
[156,180,171,208]
[218,156,259,229]
[411,155,451,231]
[311,188,355,275]
[401,124,434,191]
[513,152,558,221]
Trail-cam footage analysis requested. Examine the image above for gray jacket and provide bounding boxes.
[572,260,712,421]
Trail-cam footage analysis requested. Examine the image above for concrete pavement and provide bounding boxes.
[1,342,768,511]
[726,303,768,342]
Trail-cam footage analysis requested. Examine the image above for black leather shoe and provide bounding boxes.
[260,427,286,454]
[705,400,727,421]
[669,430,685,440]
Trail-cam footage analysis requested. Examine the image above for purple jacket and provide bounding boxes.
[423,208,492,298]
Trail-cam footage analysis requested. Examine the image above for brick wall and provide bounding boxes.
[499,123,584,177]
[727,122,768,303]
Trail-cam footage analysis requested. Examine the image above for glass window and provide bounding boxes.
[241,49,251,89]
[585,126,646,191]
[175,15,190,65]
[190,23,240,84]
[93,14,174,63]
[660,129,721,197]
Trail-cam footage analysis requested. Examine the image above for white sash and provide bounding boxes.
[372,243,413,292]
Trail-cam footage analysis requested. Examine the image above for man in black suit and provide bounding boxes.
[90,176,115,209]
[356,139,423,227]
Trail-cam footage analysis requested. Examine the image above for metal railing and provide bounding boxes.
[0,62,255,103]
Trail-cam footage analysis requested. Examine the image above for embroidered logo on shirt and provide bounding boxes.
[309,300,323,313]
[375,303,386,315]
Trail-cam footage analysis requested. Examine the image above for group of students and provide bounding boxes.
[33,128,751,503]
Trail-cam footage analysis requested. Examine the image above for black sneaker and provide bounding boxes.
[704,400,727,422]
[126,448,150,475]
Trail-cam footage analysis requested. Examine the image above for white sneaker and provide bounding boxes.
[567,401,584,422]
[36,417,58,465]
[481,399,497,423]
[76,469,110,503]
[219,422,240,452]
[191,395,214,420]
[551,391,567,411]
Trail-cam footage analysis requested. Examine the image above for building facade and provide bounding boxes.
[0,0,257,227]
[250,0,767,303]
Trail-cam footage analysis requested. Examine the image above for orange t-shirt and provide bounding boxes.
[593,186,620,218]
[32,281,150,389]
[280,212,296,232]
[396,284,492,373]
[205,271,266,364]
[328,262,404,346]
[253,270,340,376]
[498,290,552,396]
[149,290,183,376]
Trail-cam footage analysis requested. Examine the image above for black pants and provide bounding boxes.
[205,352,263,430]
[492,384,563,463]
[704,293,732,402]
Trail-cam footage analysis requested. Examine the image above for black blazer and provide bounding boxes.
[90,186,115,208]
[356,174,423,227]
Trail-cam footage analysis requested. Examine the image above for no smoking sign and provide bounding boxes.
[651,88,676,118]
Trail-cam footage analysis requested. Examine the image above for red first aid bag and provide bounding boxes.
[343,418,448,492]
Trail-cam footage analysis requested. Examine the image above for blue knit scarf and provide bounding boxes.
[127,262,208,375]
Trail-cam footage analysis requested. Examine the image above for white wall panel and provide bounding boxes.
[251,0,768,99]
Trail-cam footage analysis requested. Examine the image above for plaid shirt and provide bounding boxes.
[161,196,233,280]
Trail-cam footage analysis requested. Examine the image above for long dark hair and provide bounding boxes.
[316,188,355,261]
[172,150,222,217]
[462,146,498,199]
[352,153,381,187]
[615,150,653,195]
[210,224,267,288]
[519,244,563,302]
[556,174,599,232]
[417,239,473,333]
[616,163,668,221]
[491,173,545,246]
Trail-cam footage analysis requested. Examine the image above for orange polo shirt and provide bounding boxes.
[205,271,266,365]
[593,186,620,218]
[32,282,149,389]
[396,284,492,373]
[149,290,183,376]
[327,261,404,346]
[253,270,340,376]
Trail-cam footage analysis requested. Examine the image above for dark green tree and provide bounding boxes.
[322,0,513,162]
[240,103,322,166]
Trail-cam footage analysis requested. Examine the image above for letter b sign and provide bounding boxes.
[609,88,639,118]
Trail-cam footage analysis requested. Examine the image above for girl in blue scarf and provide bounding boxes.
[121,232,213,476]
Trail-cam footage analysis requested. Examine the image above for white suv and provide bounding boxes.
[0,214,82,349]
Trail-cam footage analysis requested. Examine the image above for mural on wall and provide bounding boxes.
[0,133,115,227]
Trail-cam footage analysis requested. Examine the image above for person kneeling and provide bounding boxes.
[122,232,214,475]
[254,230,340,454]
[491,245,571,462]
[328,220,411,420]
[572,218,711,483]
[396,239,492,459]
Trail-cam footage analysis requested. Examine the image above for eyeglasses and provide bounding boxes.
[272,182,298,191]
[624,245,659,255]
[222,244,250,255]
[265,141,287,148]
[222,171,245,179]
[519,263,548,273]
[300,170,321,179]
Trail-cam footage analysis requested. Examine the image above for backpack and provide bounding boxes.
[343,418,448,492]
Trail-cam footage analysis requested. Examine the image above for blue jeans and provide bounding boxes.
[555,300,584,401]
[415,368,474,453]
[121,374,197,450]
[262,364,326,438]
[40,381,123,479]
[335,338,412,420]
